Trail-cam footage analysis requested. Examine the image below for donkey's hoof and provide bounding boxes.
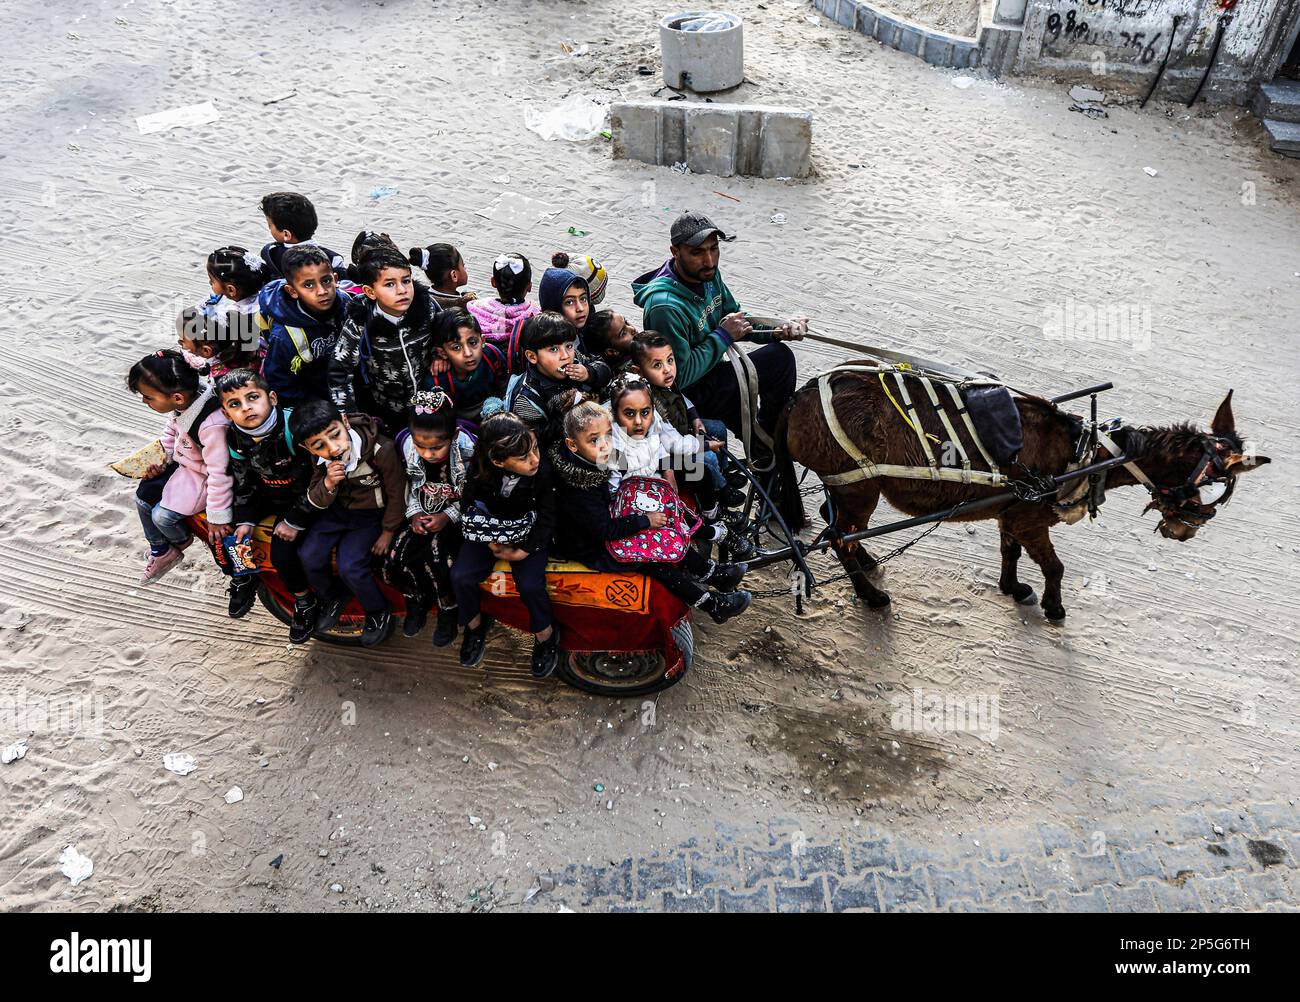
[1002,583,1036,605]
[1044,606,1066,624]
[865,592,892,610]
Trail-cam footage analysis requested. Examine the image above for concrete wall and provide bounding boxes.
[1014,0,1300,103]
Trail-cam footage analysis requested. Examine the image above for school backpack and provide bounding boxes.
[606,476,701,565]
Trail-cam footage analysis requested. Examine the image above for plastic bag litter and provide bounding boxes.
[59,845,93,886]
[163,752,197,776]
[476,191,561,228]
[525,94,608,142]
[224,786,243,804]
[679,15,731,31]
[2,738,27,764]
[136,101,220,135]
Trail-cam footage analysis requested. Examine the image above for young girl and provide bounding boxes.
[467,253,538,345]
[552,252,608,306]
[410,243,476,311]
[450,412,561,678]
[428,308,509,434]
[606,374,754,560]
[176,306,261,380]
[549,399,751,624]
[383,389,472,646]
[127,349,234,585]
[205,246,271,352]
[329,244,440,433]
[537,264,590,331]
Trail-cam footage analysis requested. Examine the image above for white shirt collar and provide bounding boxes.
[375,304,406,325]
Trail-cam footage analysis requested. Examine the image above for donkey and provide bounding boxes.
[780,376,1270,622]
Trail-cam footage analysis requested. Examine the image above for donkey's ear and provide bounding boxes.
[1211,389,1235,437]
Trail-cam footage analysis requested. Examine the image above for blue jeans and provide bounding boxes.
[299,507,388,613]
[135,465,190,554]
[700,418,728,490]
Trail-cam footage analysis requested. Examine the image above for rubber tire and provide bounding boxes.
[257,582,365,647]
[557,619,694,698]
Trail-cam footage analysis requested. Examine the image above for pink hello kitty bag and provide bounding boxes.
[606,476,702,565]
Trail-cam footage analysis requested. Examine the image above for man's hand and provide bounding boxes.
[371,529,394,557]
[692,418,707,438]
[272,521,299,542]
[772,316,809,341]
[646,511,669,530]
[706,437,725,453]
[207,522,233,546]
[324,461,346,491]
[720,312,753,341]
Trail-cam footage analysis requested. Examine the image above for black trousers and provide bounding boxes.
[681,341,797,444]
[594,546,712,606]
[269,532,310,595]
[452,540,553,633]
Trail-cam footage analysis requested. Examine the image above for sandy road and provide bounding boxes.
[0,0,1296,911]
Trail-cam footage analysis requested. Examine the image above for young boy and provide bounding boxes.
[258,245,353,405]
[259,192,346,280]
[428,308,508,430]
[217,369,318,637]
[293,398,407,646]
[581,310,638,370]
[507,311,611,442]
[631,331,746,512]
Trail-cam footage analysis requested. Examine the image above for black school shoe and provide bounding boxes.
[721,531,758,563]
[719,485,748,509]
[361,609,392,647]
[228,576,257,619]
[459,616,492,668]
[314,587,351,634]
[706,590,753,624]
[703,561,748,592]
[530,627,563,680]
[402,603,428,638]
[432,606,459,647]
[289,594,319,644]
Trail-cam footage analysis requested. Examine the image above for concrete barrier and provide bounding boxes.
[610,100,812,178]
[659,11,746,92]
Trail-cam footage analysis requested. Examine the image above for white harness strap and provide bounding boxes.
[942,382,1001,478]
[1095,427,1158,491]
[727,345,775,472]
[919,377,971,483]
[889,370,939,479]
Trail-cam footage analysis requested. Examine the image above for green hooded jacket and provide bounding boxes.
[631,261,772,390]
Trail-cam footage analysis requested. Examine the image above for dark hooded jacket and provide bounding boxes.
[258,279,353,405]
[305,414,407,532]
[548,440,649,569]
[226,406,317,530]
[328,287,441,418]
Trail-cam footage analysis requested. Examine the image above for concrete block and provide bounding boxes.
[757,109,813,178]
[813,0,836,16]
[897,24,925,57]
[855,6,877,36]
[685,107,740,176]
[611,100,812,179]
[874,13,901,47]
[833,0,859,28]
[923,34,955,66]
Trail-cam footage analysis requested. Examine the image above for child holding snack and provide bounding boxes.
[467,253,538,343]
[549,399,751,623]
[507,312,610,442]
[218,369,319,633]
[295,398,408,647]
[127,349,234,585]
[410,243,476,311]
[382,389,472,645]
[450,412,561,678]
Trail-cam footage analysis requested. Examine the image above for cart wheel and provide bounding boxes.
[256,582,365,647]
[558,620,693,698]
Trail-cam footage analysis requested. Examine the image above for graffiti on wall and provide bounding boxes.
[1039,0,1194,62]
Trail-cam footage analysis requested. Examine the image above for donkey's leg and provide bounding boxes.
[828,486,891,609]
[1012,522,1067,623]
[997,520,1036,606]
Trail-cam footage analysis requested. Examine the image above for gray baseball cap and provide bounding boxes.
[670,211,735,247]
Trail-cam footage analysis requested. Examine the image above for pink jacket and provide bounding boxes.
[160,387,234,522]
[467,298,539,342]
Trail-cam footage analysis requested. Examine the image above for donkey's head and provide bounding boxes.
[1125,390,1270,541]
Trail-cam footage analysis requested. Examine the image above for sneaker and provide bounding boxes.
[314,588,350,634]
[459,616,492,668]
[228,576,257,618]
[722,532,758,562]
[140,545,186,586]
[703,561,748,591]
[706,590,753,624]
[361,609,392,647]
[725,468,749,492]
[530,627,562,679]
[402,604,428,638]
[289,594,318,644]
[432,606,459,647]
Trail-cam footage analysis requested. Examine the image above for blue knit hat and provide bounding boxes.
[538,267,589,313]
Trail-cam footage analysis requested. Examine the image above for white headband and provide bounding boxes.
[420,247,430,270]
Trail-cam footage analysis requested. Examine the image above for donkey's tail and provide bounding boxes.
[768,401,808,531]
